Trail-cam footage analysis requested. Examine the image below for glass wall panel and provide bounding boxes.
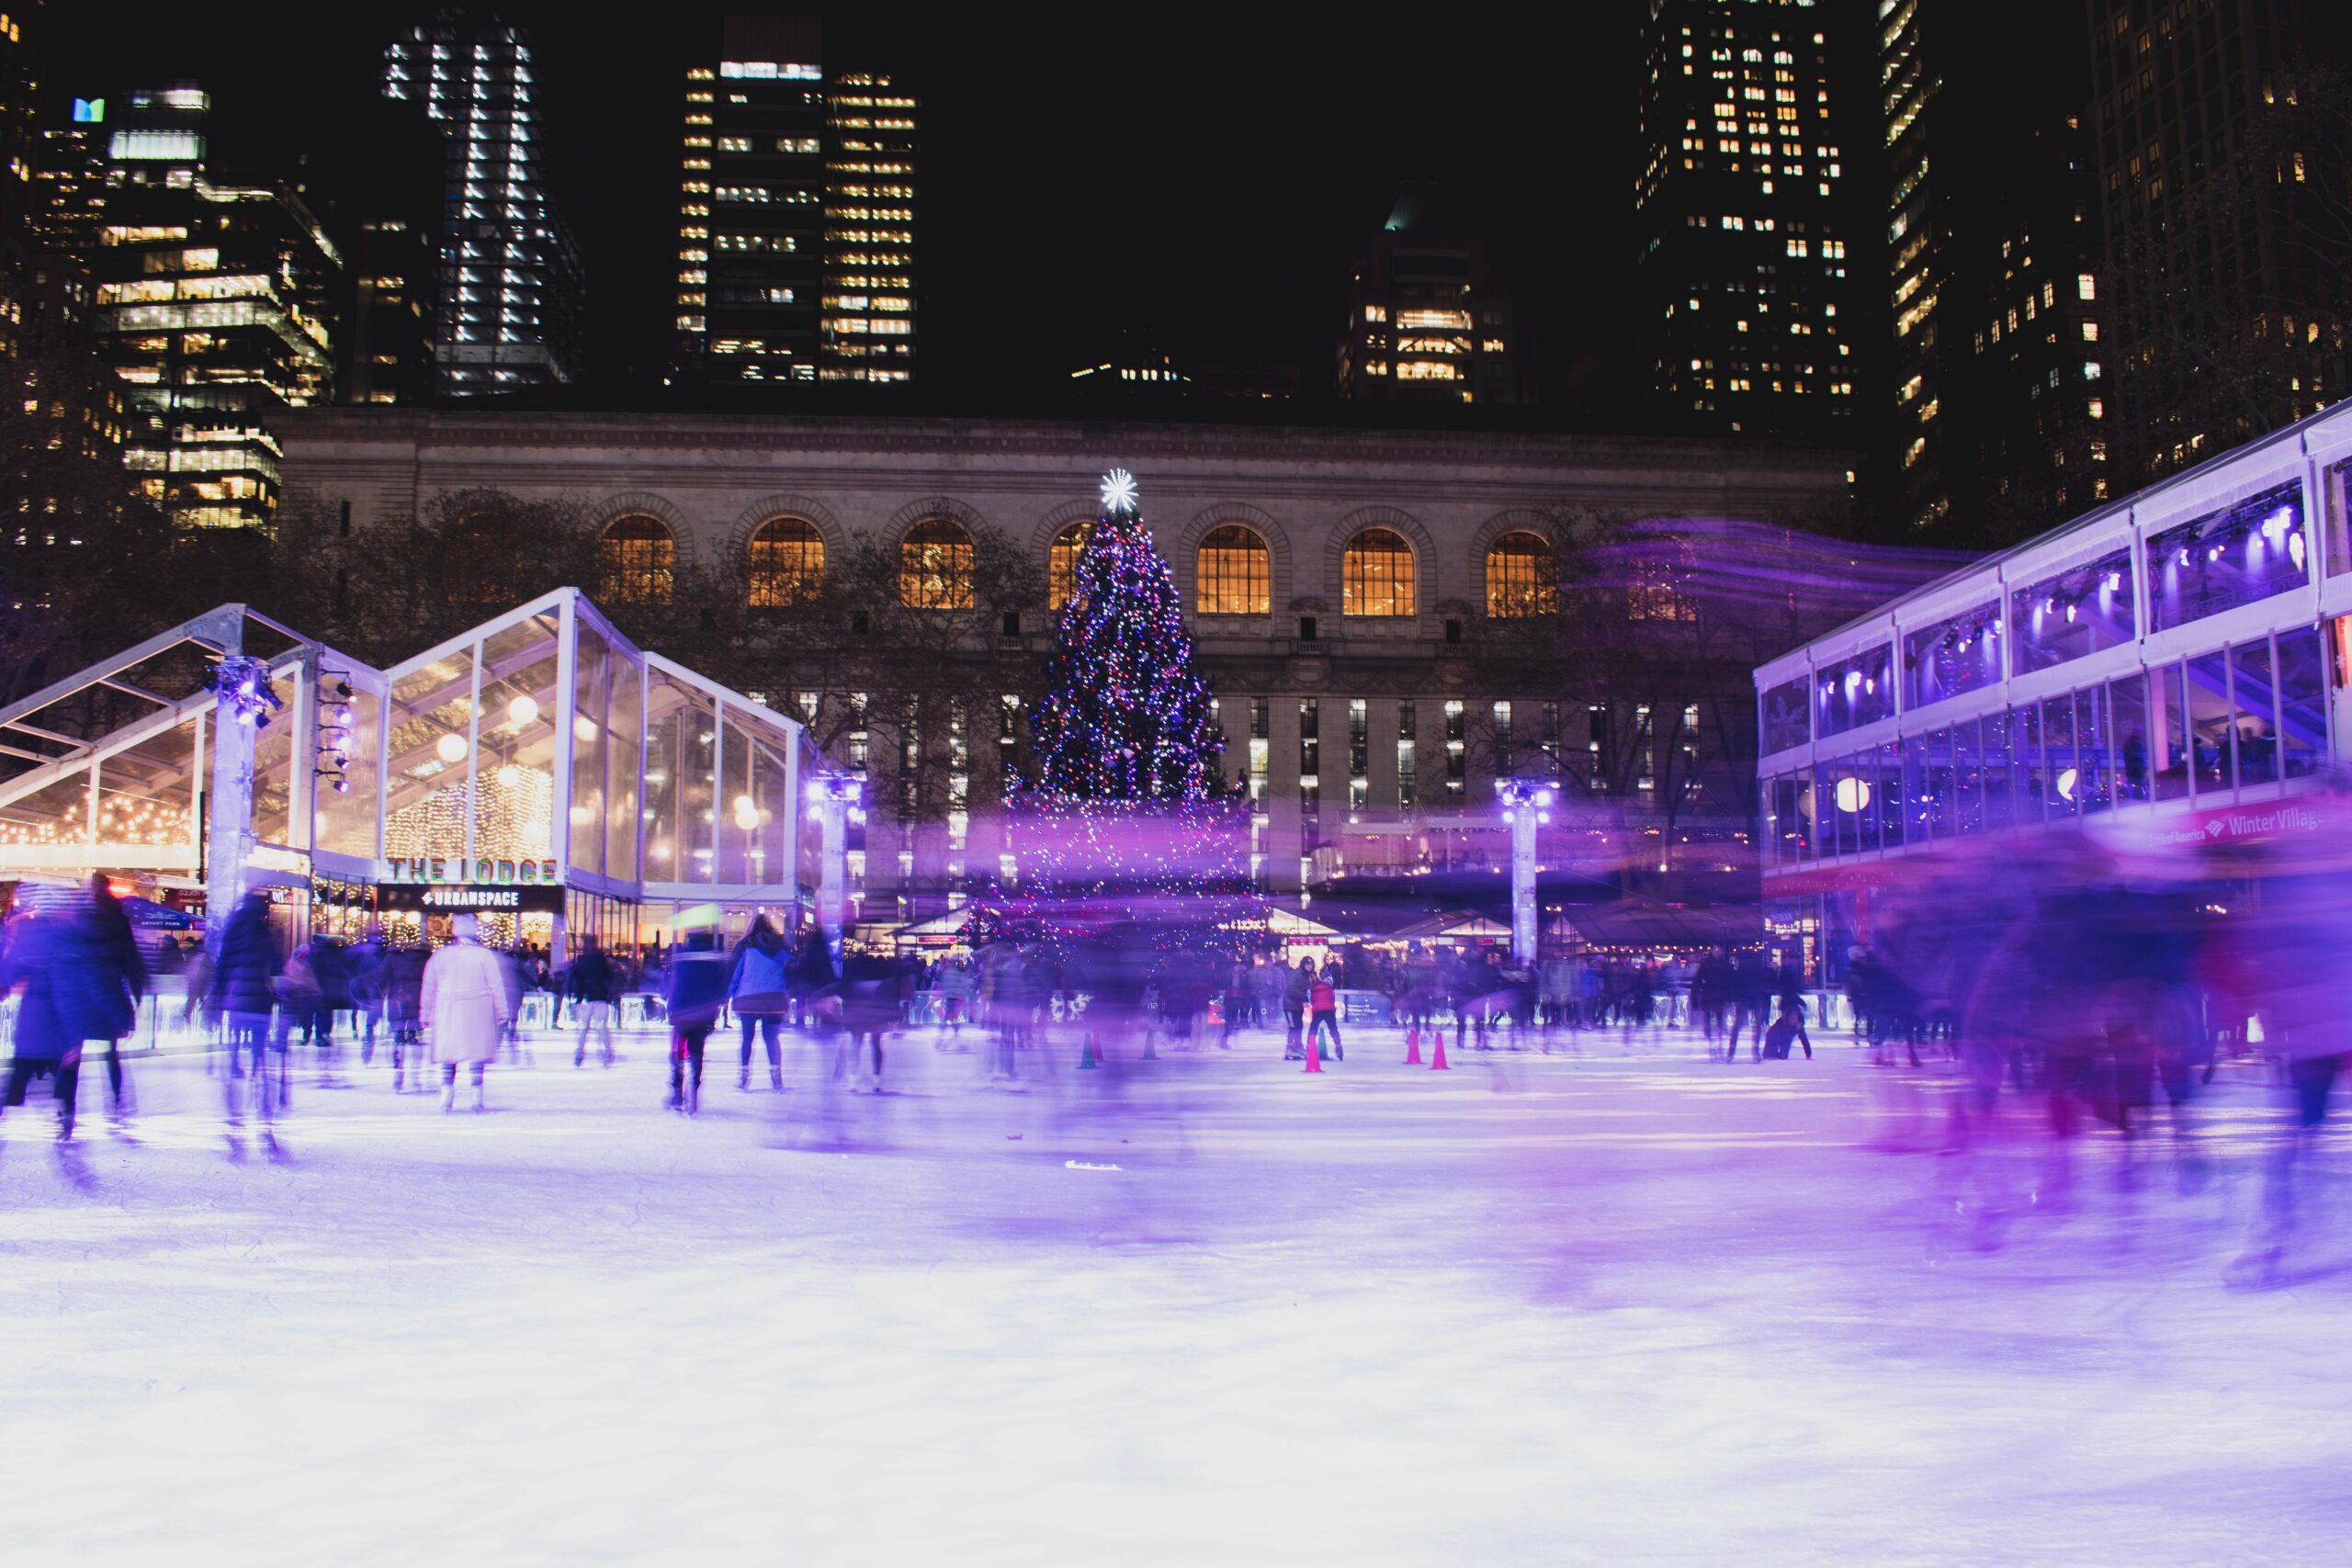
[1927,728,1954,837]
[570,625,609,877]
[0,765,93,851]
[2010,548,2134,674]
[1980,711,2015,829]
[474,614,560,875]
[386,644,477,863]
[2014,702,2046,822]
[1815,645,1894,739]
[645,675,716,884]
[1951,718,1982,833]
[1903,603,2001,713]
[1813,761,1840,858]
[2153,662,2189,800]
[2279,626,2326,779]
[2186,651,2233,795]
[2232,638,2280,786]
[605,650,641,884]
[2109,674,2151,805]
[96,712,202,857]
[2043,694,2079,818]
[312,684,381,858]
[1770,774,1809,862]
[2145,482,2309,632]
[2329,462,2352,579]
[1903,736,1935,842]
[1761,675,1811,753]
[752,738,793,888]
[2077,683,2112,814]
[1878,740,1905,849]
[250,675,297,848]
[718,709,755,885]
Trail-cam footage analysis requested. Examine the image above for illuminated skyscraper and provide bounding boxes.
[91,87,340,529]
[2088,0,2347,480]
[1336,185,1529,406]
[1634,0,1859,436]
[672,15,915,389]
[383,12,584,396]
[1880,0,2104,539]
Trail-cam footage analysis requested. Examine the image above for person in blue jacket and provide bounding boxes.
[727,916,792,1091]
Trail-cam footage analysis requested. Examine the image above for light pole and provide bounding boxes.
[804,772,862,954]
[1496,777,1553,969]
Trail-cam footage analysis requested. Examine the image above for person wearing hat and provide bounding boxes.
[421,912,512,1112]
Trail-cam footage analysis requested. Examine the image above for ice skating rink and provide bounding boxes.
[4,1022,2346,1566]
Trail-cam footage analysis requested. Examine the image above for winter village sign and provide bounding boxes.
[378,856,566,913]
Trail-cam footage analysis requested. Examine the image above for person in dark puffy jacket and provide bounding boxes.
[85,874,149,1128]
[664,931,730,1115]
[566,935,618,1069]
[207,891,285,1144]
[379,942,430,1092]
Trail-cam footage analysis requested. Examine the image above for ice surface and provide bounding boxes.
[2,1021,2346,1565]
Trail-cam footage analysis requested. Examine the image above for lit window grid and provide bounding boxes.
[1341,530,1417,618]
[1195,526,1270,615]
[748,518,824,606]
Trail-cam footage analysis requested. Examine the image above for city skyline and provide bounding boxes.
[43,2,1634,409]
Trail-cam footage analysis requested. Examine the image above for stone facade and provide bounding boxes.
[278,408,1853,910]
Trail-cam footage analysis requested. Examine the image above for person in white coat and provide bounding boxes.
[421,913,513,1112]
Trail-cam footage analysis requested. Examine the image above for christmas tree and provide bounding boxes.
[984,469,1250,940]
[1027,468,1225,803]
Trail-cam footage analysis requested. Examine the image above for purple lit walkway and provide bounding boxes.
[4,1021,2345,1564]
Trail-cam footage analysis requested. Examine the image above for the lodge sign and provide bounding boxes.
[384,857,561,885]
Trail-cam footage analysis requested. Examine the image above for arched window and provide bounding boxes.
[747,516,825,606]
[440,515,521,604]
[1195,525,1270,615]
[899,517,975,609]
[1341,527,1416,617]
[1048,521,1091,610]
[595,515,675,604]
[1485,530,1557,617]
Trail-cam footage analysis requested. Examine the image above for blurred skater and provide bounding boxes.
[421,912,511,1112]
[1759,1000,1812,1060]
[208,890,285,1154]
[728,917,791,1089]
[0,886,137,1144]
[380,940,429,1091]
[567,934,618,1068]
[665,930,729,1114]
[85,874,149,1130]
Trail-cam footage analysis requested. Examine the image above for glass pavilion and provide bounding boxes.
[0,590,821,957]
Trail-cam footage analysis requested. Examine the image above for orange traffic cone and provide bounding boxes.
[1430,1031,1450,1071]
[1405,1026,1422,1066]
[1303,1031,1323,1073]
[1079,1034,1099,1069]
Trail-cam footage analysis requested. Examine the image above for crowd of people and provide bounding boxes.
[14,833,2352,1286]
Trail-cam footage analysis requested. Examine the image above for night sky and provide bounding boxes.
[51,2,1637,408]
